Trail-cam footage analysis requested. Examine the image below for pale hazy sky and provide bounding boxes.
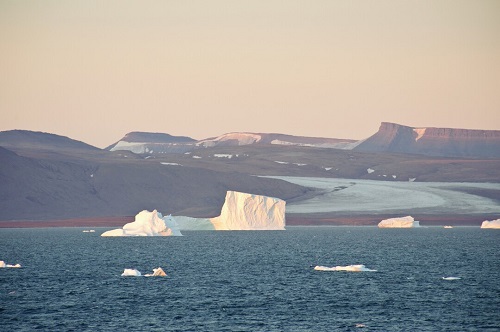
[1,1,499,148]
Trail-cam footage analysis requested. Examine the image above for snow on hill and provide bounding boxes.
[107,131,357,154]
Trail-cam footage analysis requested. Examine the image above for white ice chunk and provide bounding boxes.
[274,161,289,164]
[145,267,167,277]
[0,260,21,268]
[121,268,141,276]
[442,276,461,280]
[378,216,420,228]
[101,210,183,237]
[213,154,233,159]
[367,168,375,174]
[161,162,182,166]
[481,219,500,229]
[314,265,377,272]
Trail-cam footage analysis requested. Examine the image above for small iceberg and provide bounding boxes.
[0,260,21,268]
[121,268,142,277]
[145,267,167,277]
[314,265,377,272]
[378,216,420,228]
[481,219,500,229]
[102,210,182,236]
[444,226,453,229]
[442,276,461,280]
[121,267,167,277]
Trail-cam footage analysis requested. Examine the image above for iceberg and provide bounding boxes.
[121,268,141,276]
[209,191,286,230]
[0,260,21,268]
[481,219,500,229]
[145,267,167,277]
[442,277,461,280]
[101,210,182,237]
[314,265,377,272]
[378,216,420,228]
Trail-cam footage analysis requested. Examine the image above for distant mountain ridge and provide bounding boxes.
[0,130,99,151]
[1,125,500,222]
[354,122,500,158]
[107,131,358,154]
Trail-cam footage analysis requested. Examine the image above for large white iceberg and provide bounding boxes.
[209,191,286,230]
[481,219,500,229]
[101,210,182,237]
[378,216,420,228]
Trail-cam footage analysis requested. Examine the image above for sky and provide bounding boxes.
[1,1,499,148]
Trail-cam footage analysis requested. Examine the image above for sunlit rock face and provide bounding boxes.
[378,216,420,228]
[355,122,500,158]
[210,191,286,230]
[481,219,500,229]
[101,210,182,236]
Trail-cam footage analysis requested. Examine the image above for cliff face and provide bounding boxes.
[355,122,500,158]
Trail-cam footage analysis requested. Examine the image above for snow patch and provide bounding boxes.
[101,210,182,237]
[274,161,289,165]
[192,156,202,159]
[197,133,262,147]
[414,128,426,141]
[367,168,375,174]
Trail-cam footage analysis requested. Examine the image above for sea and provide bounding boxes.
[1,227,499,331]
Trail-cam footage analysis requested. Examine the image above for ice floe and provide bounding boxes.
[121,267,167,277]
[0,261,21,268]
[314,265,377,272]
[161,162,182,166]
[442,277,461,280]
[378,216,420,228]
[367,168,375,174]
[101,210,182,237]
[481,219,500,229]
[121,268,141,276]
[145,267,167,277]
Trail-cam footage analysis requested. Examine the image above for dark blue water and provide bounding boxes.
[1,227,499,331]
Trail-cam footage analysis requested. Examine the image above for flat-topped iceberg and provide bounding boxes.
[0,260,21,268]
[314,265,377,272]
[481,219,500,229]
[121,267,167,277]
[378,216,420,228]
[102,210,182,236]
[209,191,286,230]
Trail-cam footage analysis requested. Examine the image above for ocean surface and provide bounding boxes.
[1,227,499,331]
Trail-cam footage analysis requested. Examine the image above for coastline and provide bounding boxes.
[0,213,490,228]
